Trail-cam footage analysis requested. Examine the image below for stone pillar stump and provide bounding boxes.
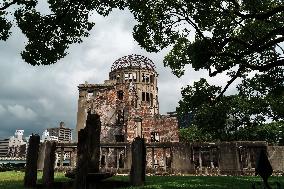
[130,137,146,186]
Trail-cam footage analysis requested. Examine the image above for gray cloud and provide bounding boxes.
[0,9,236,139]
[7,104,37,120]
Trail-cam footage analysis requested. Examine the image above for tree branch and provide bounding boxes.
[245,58,284,71]
[277,44,284,54]
[0,0,17,11]
[215,67,243,101]
[233,5,284,20]
[209,64,233,77]
[177,6,207,41]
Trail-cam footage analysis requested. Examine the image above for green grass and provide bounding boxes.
[0,171,70,189]
[0,171,284,189]
[111,175,284,189]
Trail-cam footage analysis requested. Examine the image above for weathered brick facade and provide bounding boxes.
[76,54,179,143]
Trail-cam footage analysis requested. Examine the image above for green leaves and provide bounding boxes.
[0,0,127,65]
[164,37,190,77]
[14,1,97,65]
[180,125,213,142]
[128,0,284,98]
[127,0,284,142]
[177,76,283,142]
[0,13,12,41]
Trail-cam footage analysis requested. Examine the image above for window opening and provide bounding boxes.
[124,73,129,81]
[146,92,150,102]
[119,154,124,168]
[142,92,145,101]
[150,75,154,83]
[101,155,106,167]
[150,132,160,142]
[142,73,145,82]
[116,74,120,80]
[117,90,124,100]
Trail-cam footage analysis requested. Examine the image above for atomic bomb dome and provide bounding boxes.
[76,55,179,144]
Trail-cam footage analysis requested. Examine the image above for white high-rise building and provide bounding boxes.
[8,130,27,157]
[41,129,59,142]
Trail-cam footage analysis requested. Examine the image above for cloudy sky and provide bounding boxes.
[0,9,236,139]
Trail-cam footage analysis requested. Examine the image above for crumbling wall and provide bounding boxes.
[77,83,138,142]
[268,146,284,172]
[77,81,179,144]
[126,116,179,143]
[219,142,240,175]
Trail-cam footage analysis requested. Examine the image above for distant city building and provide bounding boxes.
[7,130,27,158]
[47,122,72,143]
[41,129,59,142]
[0,138,9,157]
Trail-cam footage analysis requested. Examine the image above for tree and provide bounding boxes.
[178,78,283,141]
[127,0,284,99]
[179,125,213,142]
[0,0,125,65]
[127,0,284,141]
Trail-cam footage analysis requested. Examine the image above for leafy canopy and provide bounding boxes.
[1,0,284,141]
[127,0,284,97]
[0,0,125,65]
[126,0,284,141]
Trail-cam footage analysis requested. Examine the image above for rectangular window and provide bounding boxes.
[133,73,137,82]
[145,75,150,83]
[150,132,160,142]
[142,92,145,101]
[117,110,124,124]
[124,73,129,81]
[142,73,150,83]
[150,75,154,83]
[129,73,133,82]
[142,73,145,82]
[87,92,93,99]
[101,155,106,166]
[116,74,121,80]
[117,90,124,100]
[146,92,150,102]
[150,93,153,106]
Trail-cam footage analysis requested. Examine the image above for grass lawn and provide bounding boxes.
[0,171,70,189]
[0,171,284,189]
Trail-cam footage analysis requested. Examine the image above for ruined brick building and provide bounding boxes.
[76,54,179,143]
[56,55,284,175]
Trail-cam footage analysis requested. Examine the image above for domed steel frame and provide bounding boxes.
[111,54,156,72]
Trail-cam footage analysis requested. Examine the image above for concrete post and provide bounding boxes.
[130,137,146,186]
[247,148,252,169]
[42,141,56,187]
[124,143,132,170]
[70,148,76,168]
[219,142,240,175]
[199,149,202,172]
[74,112,102,189]
[210,148,214,168]
[60,147,64,168]
[74,127,88,189]
[37,143,46,170]
[24,134,40,187]
[163,148,167,171]
[87,113,101,173]
[151,147,155,170]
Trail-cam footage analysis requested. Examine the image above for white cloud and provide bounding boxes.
[38,98,54,111]
[0,9,240,137]
[7,105,37,120]
[0,104,6,115]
